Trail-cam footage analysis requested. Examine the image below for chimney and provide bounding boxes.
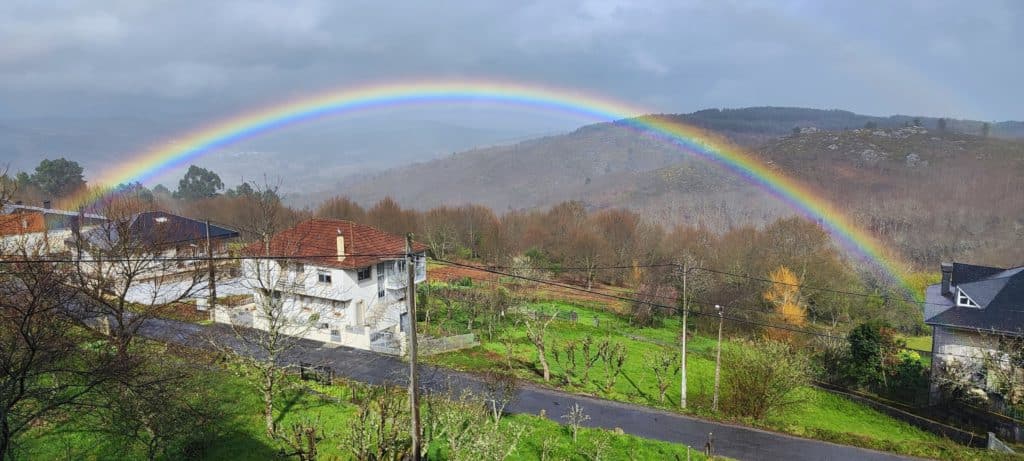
[940,262,953,296]
[336,229,345,262]
[42,200,51,209]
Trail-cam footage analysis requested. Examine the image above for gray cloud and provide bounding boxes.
[0,0,1020,120]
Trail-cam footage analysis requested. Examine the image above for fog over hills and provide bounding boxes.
[0,110,577,193]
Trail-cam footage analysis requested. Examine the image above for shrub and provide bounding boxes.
[885,350,929,404]
[723,339,812,419]
[846,322,901,388]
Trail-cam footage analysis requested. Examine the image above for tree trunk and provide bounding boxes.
[1,416,10,461]
[264,372,276,437]
[537,342,550,382]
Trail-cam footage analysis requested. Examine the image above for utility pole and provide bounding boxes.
[680,261,688,410]
[712,304,723,413]
[405,234,421,460]
[205,220,216,321]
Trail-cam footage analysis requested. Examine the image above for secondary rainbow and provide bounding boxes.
[68,79,912,291]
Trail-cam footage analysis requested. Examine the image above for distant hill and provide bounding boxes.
[0,115,559,193]
[336,116,1024,267]
[670,107,1024,140]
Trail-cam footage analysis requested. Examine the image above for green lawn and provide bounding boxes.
[427,297,1006,460]
[17,362,713,460]
[904,335,933,352]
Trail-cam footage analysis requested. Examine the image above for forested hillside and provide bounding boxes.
[338,120,1024,268]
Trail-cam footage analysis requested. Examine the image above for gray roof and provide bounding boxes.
[2,204,105,220]
[71,211,238,250]
[925,262,1024,336]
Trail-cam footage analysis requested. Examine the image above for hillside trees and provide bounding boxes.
[315,195,367,223]
[562,228,608,290]
[366,197,418,235]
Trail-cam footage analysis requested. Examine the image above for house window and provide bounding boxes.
[956,288,980,308]
[357,267,371,281]
[396,259,406,273]
[317,270,332,285]
[377,263,385,298]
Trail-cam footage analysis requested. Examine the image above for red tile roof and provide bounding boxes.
[244,218,427,270]
[0,212,46,236]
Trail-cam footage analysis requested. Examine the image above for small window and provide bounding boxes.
[318,322,330,330]
[357,267,371,281]
[317,270,332,285]
[956,288,980,308]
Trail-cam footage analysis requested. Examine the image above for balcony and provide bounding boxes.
[274,280,306,294]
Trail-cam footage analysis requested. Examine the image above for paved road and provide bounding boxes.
[138,317,920,461]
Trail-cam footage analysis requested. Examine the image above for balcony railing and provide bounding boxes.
[274,280,306,294]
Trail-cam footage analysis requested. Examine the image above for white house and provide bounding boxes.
[0,204,106,254]
[221,218,427,354]
[66,211,240,305]
[925,262,1024,406]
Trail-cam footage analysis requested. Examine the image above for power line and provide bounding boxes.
[433,258,840,338]
[429,259,989,361]
[434,261,895,324]
[461,260,946,307]
[0,252,410,265]
[0,251,989,362]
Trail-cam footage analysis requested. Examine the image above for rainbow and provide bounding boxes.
[67,79,912,292]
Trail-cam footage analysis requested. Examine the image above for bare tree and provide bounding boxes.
[560,403,590,444]
[68,194,208,357]
[341,382,411,461]
[553,339,579,385]
[524,313,557,381]
[87,357,218,461]
[0,240,117,459]
[598,341,628,392]
[61,194,222,459]
[424,383,526,461]
[481,371,518,423]
[563,228,607,290]
[278,417,323,461]
[578,335,604,385]
[650,350,680,403]
[211,181,330,437]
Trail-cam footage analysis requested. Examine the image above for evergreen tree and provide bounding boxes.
[30,158,86,197]
[174,165,223,200]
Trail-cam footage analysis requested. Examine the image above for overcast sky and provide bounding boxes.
[1,0,1021,122]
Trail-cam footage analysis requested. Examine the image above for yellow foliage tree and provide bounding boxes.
[763,266,807,341]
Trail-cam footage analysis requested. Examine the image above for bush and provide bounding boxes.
[723,339,812,419]
[812,336,851,384]
[846,322,901,388]
[885,351,929,404]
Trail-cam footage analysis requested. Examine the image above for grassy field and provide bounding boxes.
[425,295,1007,460]
[904,335,933,352]
[17,362,713,460]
